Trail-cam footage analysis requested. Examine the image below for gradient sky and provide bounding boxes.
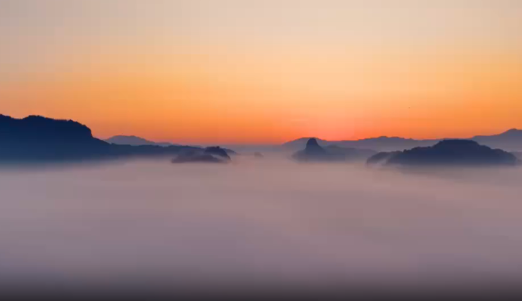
[1,0,522,144]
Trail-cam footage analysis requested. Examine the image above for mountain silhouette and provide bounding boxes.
[367,140,519,167]
[106,135,175,147]
[471,129,522,151]
[284,136,437,152]
[106,135,239,155]
[171,146,231,164]
[366,151,401,165]
[204,146,231,160]
[0,115,110,162]
[0,114,224,164]
[284,129,522,152]
[293,138,374,162]
[293,138,335,162]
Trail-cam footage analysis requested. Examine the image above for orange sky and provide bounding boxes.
[1,1,522,144]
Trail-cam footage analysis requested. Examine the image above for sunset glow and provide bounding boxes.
[2,0,522,144]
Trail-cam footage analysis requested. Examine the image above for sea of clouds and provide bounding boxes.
[1,156,522,298]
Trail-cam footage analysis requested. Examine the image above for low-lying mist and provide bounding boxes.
[1,156,522,299]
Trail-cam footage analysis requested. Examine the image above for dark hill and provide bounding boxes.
[366,151,402,166]
[371,140,519,167]
[0,115,206,164]
[204,146,231,160]
[171,146,231,164]
[293,138,373,162]
[0,115,110,162]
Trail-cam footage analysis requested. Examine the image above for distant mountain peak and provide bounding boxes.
[503,128,521,135]
[293,138,375,162]
[284,128,522,152]
[204,146,231,160]
[106,135,161,146]
[105,135,181,147]
[172,146,231,164]
[306,138,321,148]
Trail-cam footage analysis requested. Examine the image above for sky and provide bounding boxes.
[1,0,522,144]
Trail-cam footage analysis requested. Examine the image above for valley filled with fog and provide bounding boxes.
[1,156,522,298]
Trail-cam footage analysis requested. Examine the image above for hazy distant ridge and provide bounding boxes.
[105,135,176,147]
[283,129,522,152]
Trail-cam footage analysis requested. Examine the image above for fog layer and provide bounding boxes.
[1,158,522,298]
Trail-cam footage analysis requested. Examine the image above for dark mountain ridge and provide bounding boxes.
[367,140,519,167]
[0,114,225,164]
[105,135,176,147]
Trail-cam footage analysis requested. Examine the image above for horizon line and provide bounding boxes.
[3,113,519,146]
[103,128,520,147]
